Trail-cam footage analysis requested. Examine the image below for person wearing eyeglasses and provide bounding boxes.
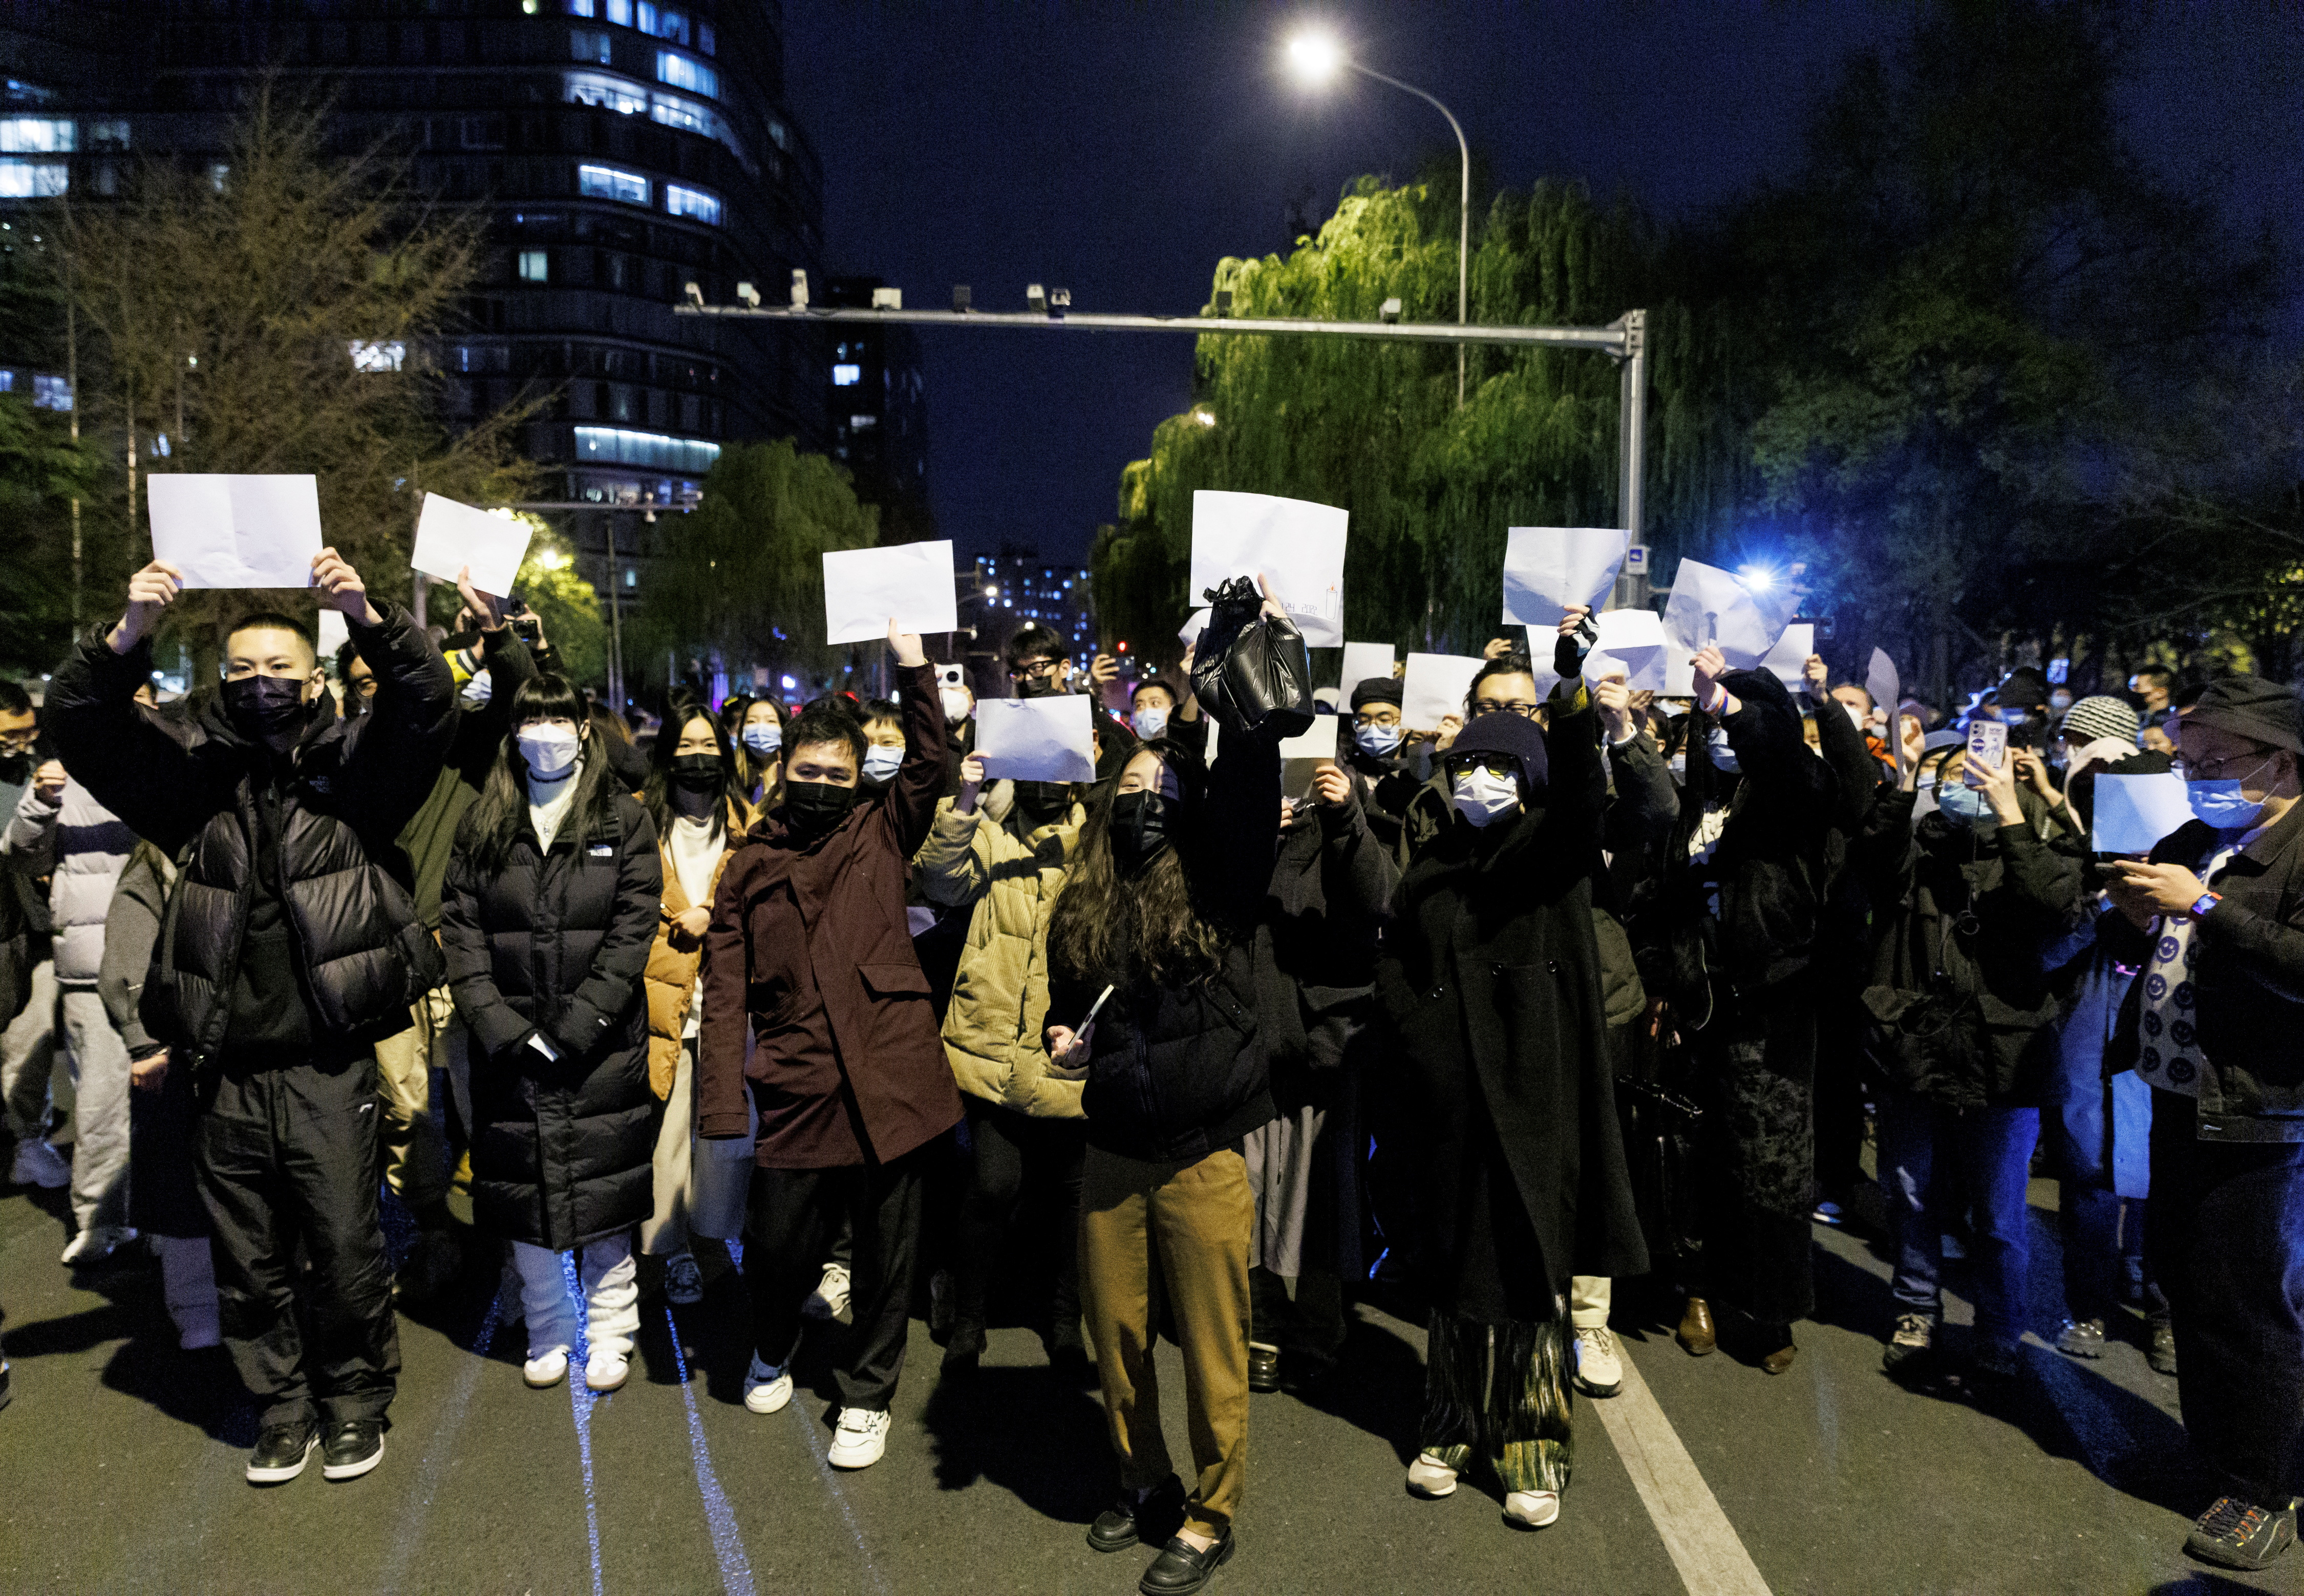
[1004,624,1138,782]
[2098,675,2304,1573]
[1376,606,1647,1533]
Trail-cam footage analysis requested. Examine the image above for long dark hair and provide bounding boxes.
[1047,737,1225,986]
[731,695,783,797]
[643,691,748,837]
[460,674,622,874]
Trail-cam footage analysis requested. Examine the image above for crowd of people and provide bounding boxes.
[0,547,2297,1587]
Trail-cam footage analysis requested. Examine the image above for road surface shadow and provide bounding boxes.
[918,1363,1112,1520]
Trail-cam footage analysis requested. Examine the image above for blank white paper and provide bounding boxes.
[1660,558,1799,671]
[411,493,534,597]
[823,540,959,645]
[1582,608,1669,692]
[974,694,1096,783]
[1760,623,1817,692]
[1402,652,1486,731]
[2090,774,2195,855]
[316,608,349,658]
[1501,527,1630,628]
[147,474,323,590]
[1187,490,1348,648]
[1339,641,1396,694]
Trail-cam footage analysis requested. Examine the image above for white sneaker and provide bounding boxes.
[523,1349,570,1389]
[743,1355,793,1414]
[664,1253,705,1306]
[60,1226,136,1268]
[1406,1453,1459,1498]
[585,1352,630,1393]
[802,1262,852,1324]
[1574,1326,1624,1397]
[1504,1490,1561,1528]
[827,1407,890,1470]
[9,1138,70,1190]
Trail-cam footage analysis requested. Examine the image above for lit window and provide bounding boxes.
[564,0,595,14]
[578,163,650,205]
[209,163,228,191]
[571,27,612,63]
[349,341,406,373]
[664,183,720,224]
[0,118,73,153]
[565,73,647,115]
[518,250,549,282]
[656,50,717,97]
[0,159,66,198]
[32,374,72,411]
[604,0,630,21]
[638,4,689,45]
[624,567,636,587]
[88,119,127,149]
[831,363,861,386]
[574,425,721,472]
[648,90,718,138]
[850,414,878,429]
[699,21,716,54]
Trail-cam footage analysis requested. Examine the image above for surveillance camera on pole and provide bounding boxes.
[1026,283,1047,314]
[684,281,705,308]
[1049,287,1070,320]
[789,268,808,310]
[1380,297,1402,323]
[735,281,761,309]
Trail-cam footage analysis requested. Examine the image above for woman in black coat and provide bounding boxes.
[441,674,663,1396]
[1378,612,1648,1532]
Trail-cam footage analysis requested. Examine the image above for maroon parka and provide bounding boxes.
[695,662,963,1168]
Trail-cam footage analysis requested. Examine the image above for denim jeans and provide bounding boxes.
[1876,1087,2039,1349]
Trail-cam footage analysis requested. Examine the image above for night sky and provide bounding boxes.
[782,3,2303,567]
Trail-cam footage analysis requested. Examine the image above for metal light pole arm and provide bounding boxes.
[1347,62,1470,402]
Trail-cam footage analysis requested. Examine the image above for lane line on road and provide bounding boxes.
[1591,1350,1776,1596]
[787,1401,894,1596]
[562,1256,608,1596]
[379,1284,508,1595]
[663,1305,757,1596]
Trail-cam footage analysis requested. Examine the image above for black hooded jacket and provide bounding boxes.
[44,603,456,1063]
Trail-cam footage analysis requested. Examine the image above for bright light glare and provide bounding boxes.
[1737,564,1777,594]
[1193,409,1216,427]
[1286,32,1346,85]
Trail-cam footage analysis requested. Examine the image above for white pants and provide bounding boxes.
[155,1234,220,1348]
[1571,1275,1611,1332]
[1,959,58,1144]
[511,1235,641,1362]
[57,987,132,1236]
[640,1037,756,1256]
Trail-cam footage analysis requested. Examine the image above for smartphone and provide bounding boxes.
[1965,720,2007,789]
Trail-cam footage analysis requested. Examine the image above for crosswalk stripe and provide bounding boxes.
[1591,1349,1776,1596]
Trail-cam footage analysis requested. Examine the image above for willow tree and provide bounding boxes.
[1094,177,1745,660]
[45,87,537,668]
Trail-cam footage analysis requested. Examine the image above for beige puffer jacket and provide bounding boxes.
[914,795,1085,1118]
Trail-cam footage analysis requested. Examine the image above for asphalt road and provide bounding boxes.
[0,1170,2283,1596]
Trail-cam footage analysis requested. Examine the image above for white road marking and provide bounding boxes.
[1591,1349,1777,1596]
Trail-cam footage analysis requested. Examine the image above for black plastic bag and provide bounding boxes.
[1190,576,1314,738]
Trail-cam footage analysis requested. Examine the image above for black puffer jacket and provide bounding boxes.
[442,789,662,1249]
[44,604,455,1062]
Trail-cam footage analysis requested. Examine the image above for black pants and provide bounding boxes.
[1250,1266,1346,1362]
[747,1149,926,1412]
[2146,1090,2304,1501]
[952,1097,1085,1337]
[1694,983,1817,1331]
[195,1053,399,1430]
[1812,998,1870,1198]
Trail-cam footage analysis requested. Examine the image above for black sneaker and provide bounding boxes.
[245,1421,319,1485]
[1086,1473,1185,1553]
[1139,1529,1234,1595]
[320,1419,386,1481]
[1882,1312,1935,1375]
[2148,1318,2179,1376]
[1247,1344,1281,1394]
[2186,1495,2298,1571]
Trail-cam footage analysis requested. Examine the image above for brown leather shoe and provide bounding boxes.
[1761,1340,1798,1375]
[1676,1297,1717,1356]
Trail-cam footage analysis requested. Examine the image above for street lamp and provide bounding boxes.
[1285,28,1472,407]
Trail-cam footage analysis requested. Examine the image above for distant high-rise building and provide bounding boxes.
[974,546,1097,687]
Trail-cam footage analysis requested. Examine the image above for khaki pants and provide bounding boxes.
[641,1036,756,1256]
[1079,1144,1252,1540]
[372,985,463,1229]
[1570,1275,1611,1331]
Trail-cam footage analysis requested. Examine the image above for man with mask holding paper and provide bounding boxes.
[45,551,455,1486]
[2100,676,2304,1573]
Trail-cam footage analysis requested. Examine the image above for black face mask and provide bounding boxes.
[0,751,30,787]
[1015,675,1058,700]
[669,753,722,818]
[1109,789,1174,874]
[783,778,863,834]
[222,674,309,752]
[1014,781,1072,828]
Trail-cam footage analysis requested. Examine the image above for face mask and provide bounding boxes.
[1131,705,1169,741]
[669,752,722,818]
[1668,751,1687,780]
[862,745,904,784]
[940,687,972,724]
[1354,723,1403,760]
[0,751,28,786]
[1014,781,1072,827]
[1109,789,1174,873]
[518,725,582,779]
[458,668,493,711]
[223,675,309,752]
[1936,783,1993,828]
[2187,777,2265,833]
[1843,703,1866,731]
[740,723,781,758]
[2050,695,2073,717]
[1706,726,1742,775]
[1450,765,1523,828]
[1016,677,1057,700]
[784,778,863,834]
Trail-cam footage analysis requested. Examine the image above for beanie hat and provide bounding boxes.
[1448,709,1549,793]
[1349,675,1402,712]
[2186,675,2304,755]
[2059,695,2141,750]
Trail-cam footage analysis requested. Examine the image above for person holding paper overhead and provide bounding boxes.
[2095,677,2304,1573]
[696,620,962,1473]
[43,549,455,1486]
[1006,622,1137,781]
[1376,607,1647,1532]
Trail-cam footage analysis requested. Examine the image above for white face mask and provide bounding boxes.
[517,725,581,778]
[740,723,781,757]
[863,744,904,783]
[1451,765,1523,828]
[940,687,972,724]
[1131,705,1169,741]
[1844,703,1866,731]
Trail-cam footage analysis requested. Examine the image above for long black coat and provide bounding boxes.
[1376,687,1649,1311]
[442,789,663,1250]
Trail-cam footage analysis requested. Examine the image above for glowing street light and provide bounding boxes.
[1283,27,1472,406]
[1737,564,1778,594]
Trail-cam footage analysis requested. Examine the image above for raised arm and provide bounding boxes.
[336,584,458,836]
[884,629,947,857]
